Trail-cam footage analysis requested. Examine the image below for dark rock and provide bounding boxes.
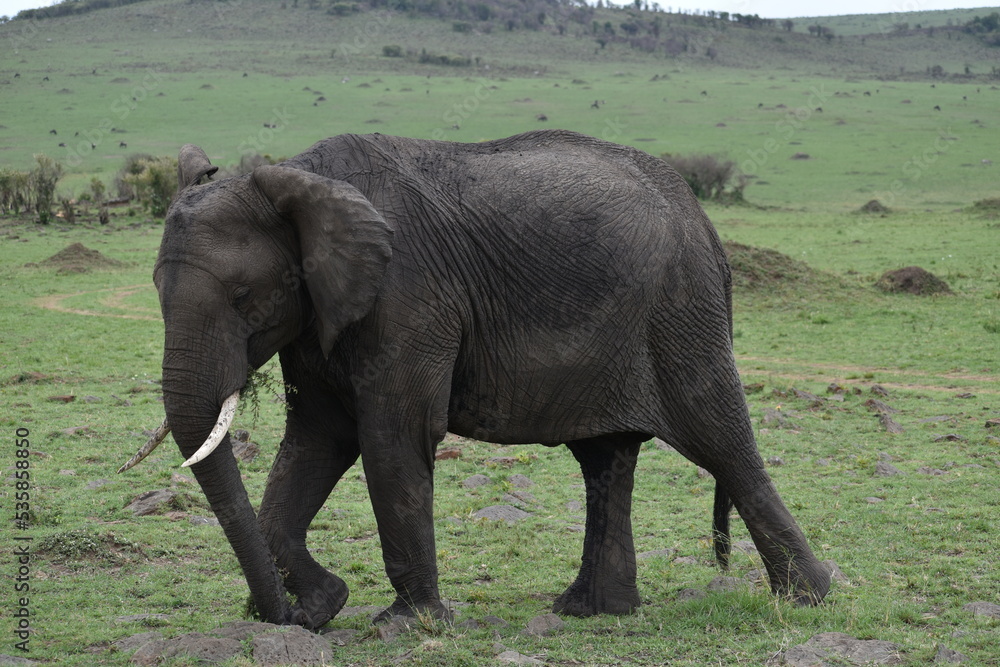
[114,632,163,653]
[777,632,902,666]
[865,399,898,414]
[473,505,531,523]
[498,650,544,665]
[677,588,707,600]
[875,461,903,477]
[231,439,260,464]
[963,601,1000,618]
[933,645,968,663]
[125,489,176,516]
[707,576,747,592]
[917,466,948,476]
[933,434,966,442]
[521,613,564,636]
[376,615,415,642]
[878,413,904,434]
[507,474,534,488]
[131,633,242,665]
[252,626,334,665]
[462,474,491,489]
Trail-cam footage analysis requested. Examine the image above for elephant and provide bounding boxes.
[121,129,830,629]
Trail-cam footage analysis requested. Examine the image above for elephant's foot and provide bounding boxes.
[288,574,349,629]
[772,560,832,607]
[553,579,641,617]
[372,596,453,625]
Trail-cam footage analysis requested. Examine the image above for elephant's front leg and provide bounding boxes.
[362,440,448,623]
[258,365,360,629]
[554,436,643,617]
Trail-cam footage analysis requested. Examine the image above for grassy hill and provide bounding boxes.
[1,0,998,210]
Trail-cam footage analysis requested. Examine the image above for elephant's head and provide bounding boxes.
[129,145,392,623]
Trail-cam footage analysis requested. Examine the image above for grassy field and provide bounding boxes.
[2,1,1000,665]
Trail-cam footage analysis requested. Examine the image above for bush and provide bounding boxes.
[30,154,64,224]
[0,168,32,215]
[121,156,178,217]
[382,44,403,58]
[663,153,746,202]
[418,50,472,67]
[115,153,156,200]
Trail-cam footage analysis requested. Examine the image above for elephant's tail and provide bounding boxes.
[712,482,733,570]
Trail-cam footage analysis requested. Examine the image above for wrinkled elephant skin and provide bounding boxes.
[147,130,830,628]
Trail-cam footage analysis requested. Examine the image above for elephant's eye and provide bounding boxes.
[232,286,254,309]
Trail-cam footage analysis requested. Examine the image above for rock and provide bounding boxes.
[762,408,788,428]
[963,601,1000,618]
[336,605,382,619]
[485,456,519,466]
[211,621,280,640]
[767,456,784,466]
[231,438,259,463]
[498,650,544,665]
[677,588,707,601]
[190,516,220,527]
[462,474,491,489]
[878,413,904,434]
[707,576,747,592]
[502,491,536,506]
[859,199,890,214]
[865,399,898,414]
[777,632,903,666]
[115,632,163,653]
[875,461,903,477]
[473,505,531,523]
[638,548,677,560]
[565,500,583,512]
[864,497,884,504]
[507,473,534,488]
[320,628,358,646]
[376,615,415,642]
[86,479,110,490]
[125,489,177,516]
[130,633,243,665]
[252,626,334,665]
[917,466,948,476]
[933,434,966,442]
[521,613,564,637]
[116,614,170,624]
[674,556,700,565]
[733,540,758,555]
[933,645,968,663]
[0,655,38,665]
[870,384,890,397]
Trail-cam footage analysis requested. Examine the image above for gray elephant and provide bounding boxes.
[121,130,830,628]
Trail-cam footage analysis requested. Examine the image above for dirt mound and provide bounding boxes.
[723,241,825,291]
[859,199,890,214]
[875,266,952,295]
[34,243,124,274]
[969,197,1000,219]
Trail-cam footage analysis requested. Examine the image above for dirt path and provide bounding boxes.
[34,283,160,322]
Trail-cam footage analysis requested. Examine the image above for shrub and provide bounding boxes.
[0,168,32,215]
[114,153,155,200]
[30,154,64,224]
[122,156,178,217]
[663,153,746,202]
[382,44,403,58]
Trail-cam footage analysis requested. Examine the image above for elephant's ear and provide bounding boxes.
[177,144,219,190]
[252,165,393,357]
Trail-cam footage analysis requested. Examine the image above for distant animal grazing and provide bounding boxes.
[934,105,941,111]
[49,129,57,135]
[119,142,128,148]
[591,100,600,109]
[536,114,548,121]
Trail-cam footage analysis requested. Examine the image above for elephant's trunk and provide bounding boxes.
[159,332,291,624]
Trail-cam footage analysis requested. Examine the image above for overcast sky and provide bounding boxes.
[0,0,996,20]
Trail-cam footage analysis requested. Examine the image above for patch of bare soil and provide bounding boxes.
[31,242,124,274]
[723,241,830,291]
[875,266,952,295]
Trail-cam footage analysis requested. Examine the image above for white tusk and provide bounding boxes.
[180,391,239,468]
[117,419,171,474]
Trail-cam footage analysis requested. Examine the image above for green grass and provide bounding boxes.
[1,1,999,664]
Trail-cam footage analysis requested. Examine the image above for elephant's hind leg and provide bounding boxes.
[553,434,644,617]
